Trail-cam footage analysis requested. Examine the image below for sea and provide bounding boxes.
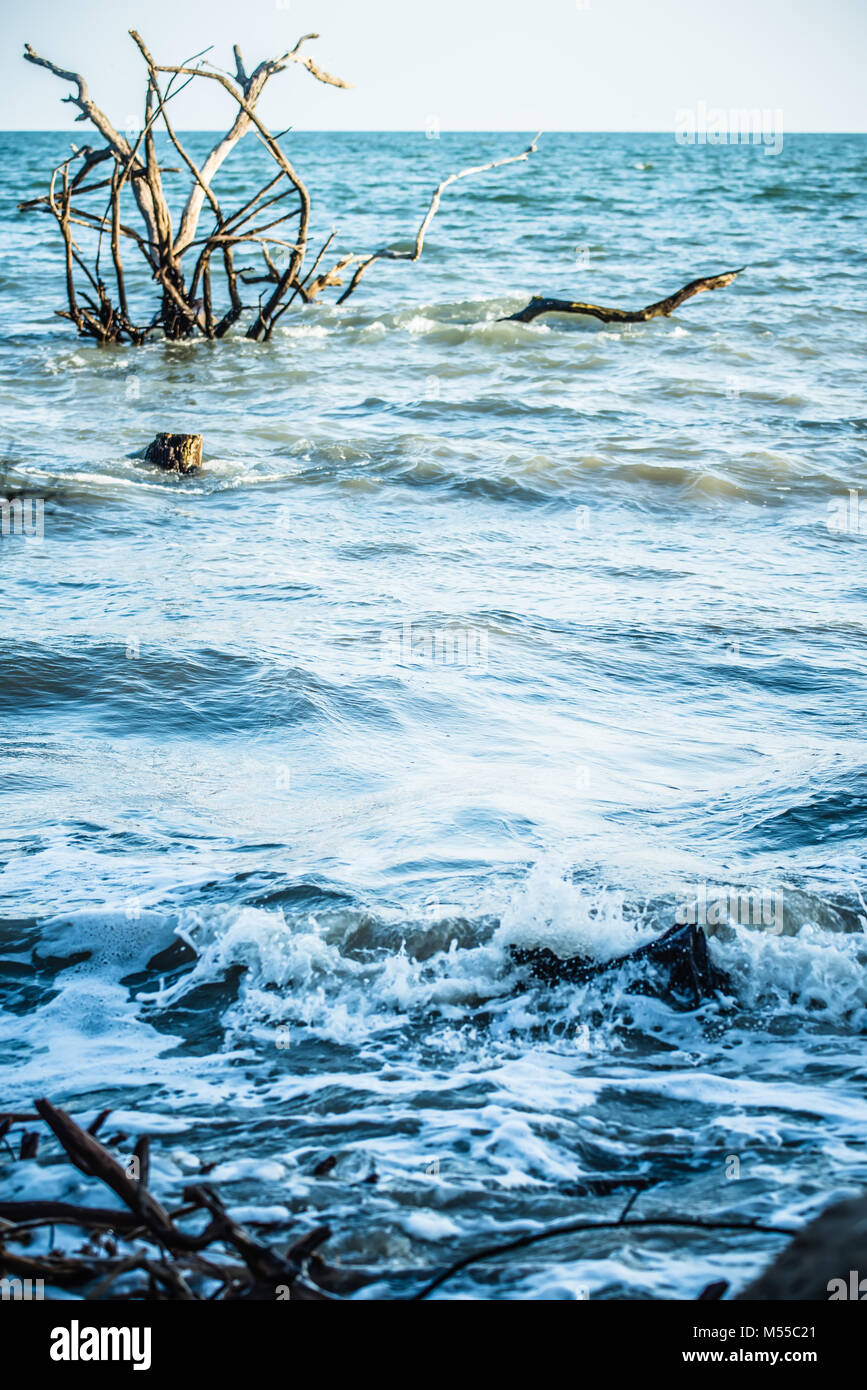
[1,129,866,1298]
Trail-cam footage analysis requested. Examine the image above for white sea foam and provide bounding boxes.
[493,859,653,962]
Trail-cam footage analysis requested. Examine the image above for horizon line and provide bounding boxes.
[1,127,865,135]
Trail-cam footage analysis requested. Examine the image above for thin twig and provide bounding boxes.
[412,1216,794,1301]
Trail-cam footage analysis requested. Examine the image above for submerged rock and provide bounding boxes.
[511,921,729,1009]
[143,432,203,473]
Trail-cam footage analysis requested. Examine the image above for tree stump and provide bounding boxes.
[144,433,203,473]
[510,922,729,1009]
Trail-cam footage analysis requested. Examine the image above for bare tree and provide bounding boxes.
[20,32,541,344]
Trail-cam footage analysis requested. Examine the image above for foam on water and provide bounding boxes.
[493,859,654,962]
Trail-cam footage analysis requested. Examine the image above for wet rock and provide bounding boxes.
[511,921,729,1009]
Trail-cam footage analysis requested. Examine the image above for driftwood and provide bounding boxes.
[504,268,745,325]
[0,1099,350,1299]
[21,32,541,343]
[0,1098,797,1303]
[511,921,729,1009]
[21,31,739,345]
[144,432,203,473]
[413,1213,796,1301]
[334,134,541,305]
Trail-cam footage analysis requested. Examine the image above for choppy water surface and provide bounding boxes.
[1,132,866,1298]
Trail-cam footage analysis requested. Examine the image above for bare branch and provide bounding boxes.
[109,164,129,321]
[130,33,223,238]
[336,133,542,304]
[232,44,249,89]
[52,164,83,334]
[143,32,351,258]
[413,1213,793,1301]
[24,41,164,264]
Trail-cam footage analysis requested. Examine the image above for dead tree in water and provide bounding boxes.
[20,32,541,344]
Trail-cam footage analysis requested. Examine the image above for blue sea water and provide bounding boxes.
[1,129,866,1298]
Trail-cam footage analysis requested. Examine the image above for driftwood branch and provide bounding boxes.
[0,1099,341,1299]
[504,268,745,324]
[0,1099,396,1299]
[21,31,354,342]
[334,133,542,305]
[138,30,351,262]
[25,42,166,266]
[2,1099,857,1302]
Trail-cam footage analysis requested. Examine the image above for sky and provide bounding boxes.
[2,0,866,131]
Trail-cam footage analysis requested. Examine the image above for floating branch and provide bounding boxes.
[0,1099,356,1299]
[504,268,745,324]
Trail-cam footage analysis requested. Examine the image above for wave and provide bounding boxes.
[0,642,396,735]
[9,863,865,1061]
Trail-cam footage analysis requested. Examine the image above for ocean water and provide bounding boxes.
[1,130,867,1299]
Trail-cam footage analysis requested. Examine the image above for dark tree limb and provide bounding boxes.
[0,1098,338,1299]
[0,1100,391,1300]
[504,268,745,324]
[34,1098,180,1246]
[0,1201,147,1232]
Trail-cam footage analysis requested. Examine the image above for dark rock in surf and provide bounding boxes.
[510,921,728,1009]
[735,1192,867,1300]
[143,432,203,473]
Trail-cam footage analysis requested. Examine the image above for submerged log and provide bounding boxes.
[511,921,728,1009]
[144,432,203,473]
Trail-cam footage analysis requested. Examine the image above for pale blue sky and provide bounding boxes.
[3,0,866,130]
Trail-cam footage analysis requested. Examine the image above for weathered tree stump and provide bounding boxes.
[144,433,203,473]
